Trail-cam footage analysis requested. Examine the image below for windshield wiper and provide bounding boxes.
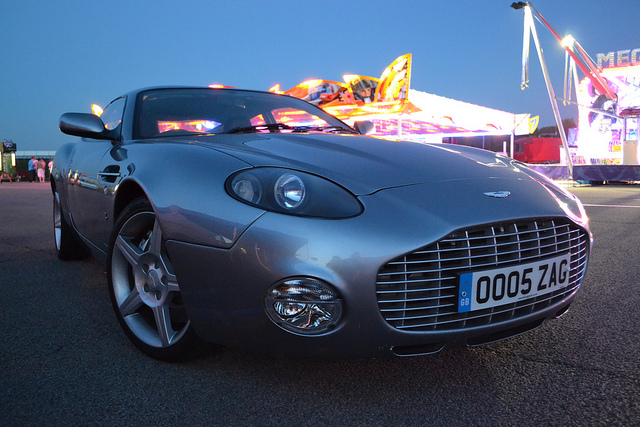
[227,123,358,135]
[307,125,359,134]
[227,123,293,134]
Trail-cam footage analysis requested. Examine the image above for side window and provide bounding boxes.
[100,97,126,131]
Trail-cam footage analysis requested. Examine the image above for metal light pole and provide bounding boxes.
[512,2,574,181]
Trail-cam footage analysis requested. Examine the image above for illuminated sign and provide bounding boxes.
[596,48,640,68]
[2,139,16,153]
[575,63,640,164]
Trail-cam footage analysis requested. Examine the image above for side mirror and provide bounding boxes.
[59,113,114,140]
[353,120,375,135]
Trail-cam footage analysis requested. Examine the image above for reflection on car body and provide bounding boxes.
[52,87,592,361]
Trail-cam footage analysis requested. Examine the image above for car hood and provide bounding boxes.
[190,133,533,195]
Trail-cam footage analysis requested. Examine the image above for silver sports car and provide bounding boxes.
[53,87,592,361]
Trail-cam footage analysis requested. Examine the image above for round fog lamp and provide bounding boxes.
[273,301,306,317]
[265,278,342,334]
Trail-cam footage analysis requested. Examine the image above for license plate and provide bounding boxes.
[458,253,571,313]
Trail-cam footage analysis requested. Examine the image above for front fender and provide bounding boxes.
[112,141,266,249]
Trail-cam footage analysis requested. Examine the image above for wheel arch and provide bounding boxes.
[113,179,149,223]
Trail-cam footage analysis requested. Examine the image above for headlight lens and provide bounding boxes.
[265,278,343,335]
[232,175,262,204]
[274,173,305,209]
[227,167,362,218]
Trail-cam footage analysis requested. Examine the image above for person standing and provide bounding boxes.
[28,156,38,182]
[48,158,54,181]
[37,158,46,183]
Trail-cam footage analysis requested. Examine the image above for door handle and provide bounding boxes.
[98,167,121,183]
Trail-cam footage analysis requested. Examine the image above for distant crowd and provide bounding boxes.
[28,156,53,183]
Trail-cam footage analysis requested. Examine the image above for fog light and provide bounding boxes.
[265,278,342,334]
[273,301,306,317]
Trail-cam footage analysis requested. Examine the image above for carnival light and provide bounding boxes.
[91,104,103,116]
[250,114,266,126]
[275,53,529,142]
[297,80,323,89]
[157,119,221,134]
[561,35,575,48]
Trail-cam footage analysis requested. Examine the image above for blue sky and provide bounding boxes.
[2,0,640,151]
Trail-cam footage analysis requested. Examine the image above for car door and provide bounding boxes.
[66,139,115,250]
[66,97,126,252]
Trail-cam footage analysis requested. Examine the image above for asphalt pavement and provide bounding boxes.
[1,182,639,426]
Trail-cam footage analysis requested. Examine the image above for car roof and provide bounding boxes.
[122,86,285,99]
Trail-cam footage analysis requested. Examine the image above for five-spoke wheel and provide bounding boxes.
[108,197,205,361]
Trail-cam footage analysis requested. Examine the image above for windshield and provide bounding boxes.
[133,88,355,139]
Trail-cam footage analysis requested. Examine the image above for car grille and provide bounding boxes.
[376,218,589,331]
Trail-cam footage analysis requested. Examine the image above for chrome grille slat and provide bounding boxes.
[378,295,454,304]
[410,224,573,252]
[380,232,584,274]
[386,234,577,265]
[382,301,457,314]
[376,218,589,332]
[381,282,582,320]
[383,281,582,326]
[390,283,582,329]
[378,240,584,278]
[377,284,457,294]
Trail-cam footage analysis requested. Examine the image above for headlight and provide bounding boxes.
[232,174,262,204]
[265,278,343,335]
[226,167,362,218]
[274,173,305,209]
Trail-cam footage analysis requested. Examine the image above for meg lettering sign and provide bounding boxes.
[596,49,640,68]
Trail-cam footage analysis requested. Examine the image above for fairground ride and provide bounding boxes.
[270,54,534,145]
[512,2,640,181]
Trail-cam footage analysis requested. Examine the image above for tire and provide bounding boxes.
[53,189,88,260]
[107,197,208,361]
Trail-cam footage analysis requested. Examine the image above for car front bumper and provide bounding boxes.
[165,179,591,358]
